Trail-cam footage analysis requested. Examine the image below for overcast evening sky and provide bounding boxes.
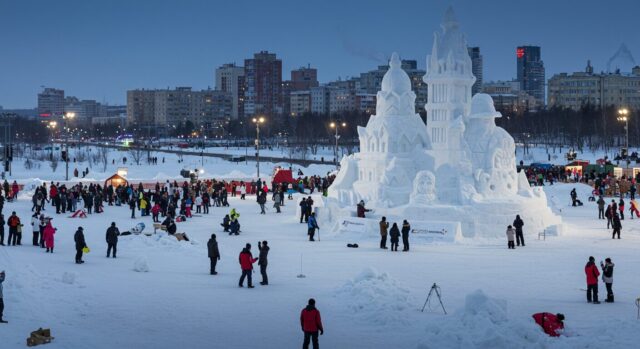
[1,0,639,109]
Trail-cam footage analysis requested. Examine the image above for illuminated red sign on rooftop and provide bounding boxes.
[516,48,525,59]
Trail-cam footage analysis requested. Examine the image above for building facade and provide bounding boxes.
[482,80,539,112]
[516,46,546,105]
[468,47,483,95]
[548,62,640,110]
[359,59,427,113]
[244,51,283,117]
[37,88,65,117]
[290,90,311,116]
[215,63,245,119]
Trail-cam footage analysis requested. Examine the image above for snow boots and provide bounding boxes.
[347,243,359,248]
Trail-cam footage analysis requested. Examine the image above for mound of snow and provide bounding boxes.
[133,257,150,272]
[335,268,413,326]
[417,290,548,349]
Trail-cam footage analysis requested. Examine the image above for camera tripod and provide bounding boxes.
[421,283,447,314]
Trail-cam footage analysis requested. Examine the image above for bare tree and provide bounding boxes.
[97,147,109,172]
[129,147,144,165]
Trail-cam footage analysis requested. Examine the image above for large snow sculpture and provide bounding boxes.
[321,8,561,239]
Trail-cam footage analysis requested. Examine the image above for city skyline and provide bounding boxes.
[1,0,639,109]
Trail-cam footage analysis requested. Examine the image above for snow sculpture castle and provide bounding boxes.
[323,8,561,238]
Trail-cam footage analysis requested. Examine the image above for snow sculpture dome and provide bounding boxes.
[469,93,501,119]
[381,53,411,94]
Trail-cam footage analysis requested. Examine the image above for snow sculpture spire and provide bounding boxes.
[377,52,415,117]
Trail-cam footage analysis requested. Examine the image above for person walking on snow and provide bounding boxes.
[597,196,605,219]
[513,215,525,247]
[618,198,625,220]
[605,203,613,228]
[379,217,389,249]
[307,213,319,241]
[585,256,601,304]
[401,220,411,251]
[612,213,622,239]
[258,240,269,285]
[300,298,324,349]
[601,258,615,303]
[570,188,578,206]
[31,213,40,246]
[106,222,120,258]
[0,270,7,323]
[207,234,220,275]
[389,222,400,251]
[43,219,56,253]
[630,199,640,219]
[238,243,257,288]
[506,225,515,249]
[74,227,87,264]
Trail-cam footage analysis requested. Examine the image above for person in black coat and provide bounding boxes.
[74,227,87,264]
[207,234,220,275]
[389,223,400,251]
[612,213,622,239]
[221,214,230,232]
[513,215,525,247]
[129,198,136,219]
[106,222,120,258]
[401,220,410,251]
[258,240,269,285]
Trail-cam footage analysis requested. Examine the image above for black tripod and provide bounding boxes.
[421,283,447,314]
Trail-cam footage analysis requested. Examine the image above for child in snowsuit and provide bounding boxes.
[506,225,515,249]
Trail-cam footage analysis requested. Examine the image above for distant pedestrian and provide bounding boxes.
[401,220,410,251]
[238,243,257,288]
[585,256,600,304]
[106,222,120,258]
[258,240,269,285]
[506,225,515,249]
[300,298,323,349]
[600,258,614,303]
[31,213,40,246]
[379,217,389,249]
[618,198,625,220]
[513,215,525,246]
[597,196,605,219]
[612,213,622,239]
[307,213,319,241]
[7,212,21,246]
[0,270,7,323]
[74,227,87,264]
[43,218,56,253]
[207,234,220,275]
[389,223,400,251]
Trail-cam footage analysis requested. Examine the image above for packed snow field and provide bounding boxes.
[0,156,639,348]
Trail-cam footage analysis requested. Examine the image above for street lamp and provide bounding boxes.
[46,120,58,157]
[63,112,75,180]
[252,116,265,178]
[617,108,629,168]
[330,121,347,167]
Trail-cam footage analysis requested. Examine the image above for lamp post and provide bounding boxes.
[617,108,629,168]
[63,112,75,180]
[46,120,58,158]
[330,121,347,167]
[252,116,265,178]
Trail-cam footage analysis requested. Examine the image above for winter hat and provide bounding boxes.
[211,234,216,239]
[78,227,83,231]
[556,313,565,321]
[111,222,116,226]
[589,256,595,262]
[246,243,251,249]
[308,298,315,306]
[605,257,611,263]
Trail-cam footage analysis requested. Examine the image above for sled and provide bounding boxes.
[69,209,87,218]
[27,328,54,347]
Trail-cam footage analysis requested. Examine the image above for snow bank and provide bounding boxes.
[133,257,150,272]
[417,290,547,349]
[335,268,413,326]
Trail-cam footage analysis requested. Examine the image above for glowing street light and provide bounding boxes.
[252,116,266,177]
[330,121,347,167]
[618,108,630,168]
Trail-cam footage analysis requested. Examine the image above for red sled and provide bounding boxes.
[69,210,87,218]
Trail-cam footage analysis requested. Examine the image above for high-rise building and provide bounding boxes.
[37,88,65,117]
[310,86,333,114]
[481,80,539,112]
[547,61,640,110]
[244,51,283,117]
[516,46,546,105]
[215,63,245,119]
[467,47,483,95]
[290,91,312,116]
[126,87,232,130]
[290,66,319,90]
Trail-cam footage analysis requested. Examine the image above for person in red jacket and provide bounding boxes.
[300,298,323,349]
[585,256,601,304]
[532,312,564,337]
[238,243,257,288]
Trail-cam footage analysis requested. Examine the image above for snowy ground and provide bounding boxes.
[0,179,639,348]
